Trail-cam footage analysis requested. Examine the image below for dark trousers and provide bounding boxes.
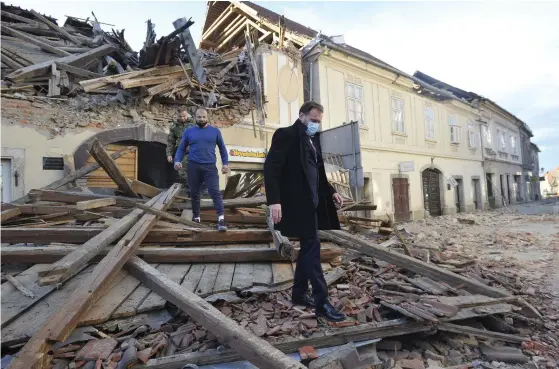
[292,233,328,306]
[187,161,224,217]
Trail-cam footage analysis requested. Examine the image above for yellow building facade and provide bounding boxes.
[305,44,486,220]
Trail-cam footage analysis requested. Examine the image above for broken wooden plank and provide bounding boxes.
[27,189,143,207]
[266,206,295,259]
[1,265,59,326]
[137,318,429,369]
[36,196,161,285]
[0,24,70,56]
[319,230,510,298]
[1,245,342,264]
[30,9,82,45]
[89,139,138,198]
[138,264,190,313]
[34,147,135,203]
[181,264,205,292]
[252,262,273,286]
[271,263,293,286]
[195,263,220,296]
[0,265,95,349]
[130,179,162,198]
[8,185,180,369]
[231,263,254,290]
[1,207,21,221]
[132,201,200,227]
[7,43,116,85]
[127,256,305,369]
[438,322,528,343]
[111,264,160,319]
[4,274,35,298]
[54,62,103,79]
[119,71,185,89]
[173,17,206,84]
[212,263,235,294]
[76,198,117,210]
[2,227,274,245]
[79,270,130,325]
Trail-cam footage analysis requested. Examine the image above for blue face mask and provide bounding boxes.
[306,121,320,136]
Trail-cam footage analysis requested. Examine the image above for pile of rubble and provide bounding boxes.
[2,138,558,369]
[1,3,258,137]
[1,2,137,96]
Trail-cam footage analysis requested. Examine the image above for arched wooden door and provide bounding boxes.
[422,169,442,216]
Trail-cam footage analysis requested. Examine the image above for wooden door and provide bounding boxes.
[392,177,410,222]
[86,143,137,188]
[422,170,442,216]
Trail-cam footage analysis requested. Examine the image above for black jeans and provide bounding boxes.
[292,233,328,306]
[187,161,224,217]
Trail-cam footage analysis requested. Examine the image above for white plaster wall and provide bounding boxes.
[1,124,97,194]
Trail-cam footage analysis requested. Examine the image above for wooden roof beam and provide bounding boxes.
[216,19,248,52]
[202,4,234,40]
[214,13,246,46]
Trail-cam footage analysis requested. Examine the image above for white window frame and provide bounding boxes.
[498,129,506,151]
[391,96,405,133]
[346,82,364,126]
[449,115,460,144]
[511,136,517,154]
[468,121,478,148]
[482,125,492,148]
[424,107,435,140]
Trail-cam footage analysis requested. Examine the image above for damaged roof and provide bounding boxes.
[242,1,318,39]
[414,71,533,136]
[201,1,318,40]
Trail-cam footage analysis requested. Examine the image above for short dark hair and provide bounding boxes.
[195,107,207,115]
[178,107,189,114]
[299,101,324,115]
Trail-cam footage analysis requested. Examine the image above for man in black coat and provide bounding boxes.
[264,101,346,322]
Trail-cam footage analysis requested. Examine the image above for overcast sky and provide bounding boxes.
[10,0,558,173]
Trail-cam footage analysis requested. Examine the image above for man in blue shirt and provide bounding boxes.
[174,107,229,231]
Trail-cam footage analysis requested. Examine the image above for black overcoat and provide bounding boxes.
[264,120,341,238]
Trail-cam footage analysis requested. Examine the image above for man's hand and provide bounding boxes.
[174,162,182,170]
[269,204,282,224]
[221,165,229,175]
[333,193,343,209]
[167,156,173,163]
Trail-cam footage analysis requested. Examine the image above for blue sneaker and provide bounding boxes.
[217,219,228,232]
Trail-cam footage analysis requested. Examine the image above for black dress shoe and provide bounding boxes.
[292,293,315,308]
[315,302,346,322]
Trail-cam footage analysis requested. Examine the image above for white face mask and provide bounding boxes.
[306,121,320,136]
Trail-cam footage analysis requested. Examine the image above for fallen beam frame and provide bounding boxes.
[36,196,162,285]
[127,256,306,369]
[10,146,136,205]
[1,227,273,245]
[319,230,510,298]
[438,322,529,343]
[89,139,138,198]
[7,184,180,369]
[1,245,342,264]
[136,318,431,369]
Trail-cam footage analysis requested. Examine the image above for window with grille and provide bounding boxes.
[424,107,435,140]
[449,115,460,144]
[392,97,405,133]
[346,82,364,125]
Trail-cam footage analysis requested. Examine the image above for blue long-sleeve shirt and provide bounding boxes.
[174,125,229,165]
